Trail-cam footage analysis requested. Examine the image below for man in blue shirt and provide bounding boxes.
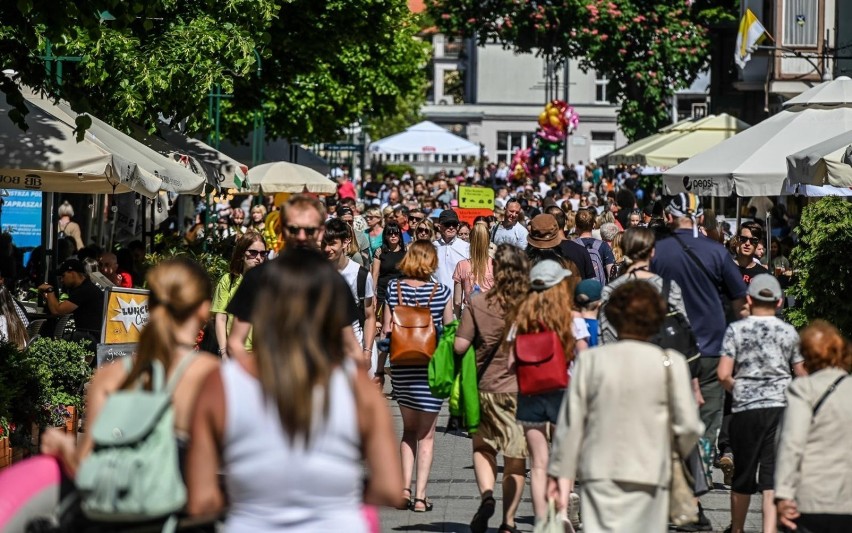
[652,193,747,449]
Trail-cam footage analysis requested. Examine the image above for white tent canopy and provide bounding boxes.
[369,121,480,156]
[786,130,852,189]
[664,76,852,196]
[247,161,337,195]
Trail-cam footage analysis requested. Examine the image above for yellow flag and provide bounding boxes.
[734,9,769,69]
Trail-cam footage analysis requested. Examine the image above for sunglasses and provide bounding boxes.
[739,236,760,245]
[245,249,269,259]
[409,215,425,222]
[416,228,431,235]
[285,225,319,237]
[366,215,380,219]
[387,230,401,236]
[442,222,459,228]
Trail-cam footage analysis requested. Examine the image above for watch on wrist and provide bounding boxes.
[43,286,54,293]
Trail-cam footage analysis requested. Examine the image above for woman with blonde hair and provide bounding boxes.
[455,245,530,533]
[452,221,494,316]
[249,204,267,233]
[776,320,852,532]
[57,200,84,250]
[363,206,384,258]
[212,231,267,357]
[508,260,580,523]
[188,248,404,530]
[380,240,453,512]
[41,258,220,477]
[413,218,435,242]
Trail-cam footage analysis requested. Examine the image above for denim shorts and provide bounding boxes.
[515,390,565,426]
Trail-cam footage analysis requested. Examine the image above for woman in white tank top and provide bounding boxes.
[186,247,405,531]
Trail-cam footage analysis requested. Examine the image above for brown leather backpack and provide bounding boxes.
[389,281,439,366]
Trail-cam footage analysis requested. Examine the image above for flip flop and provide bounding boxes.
[470,495,495,533]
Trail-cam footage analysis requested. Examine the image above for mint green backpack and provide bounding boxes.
[75,354,196,529]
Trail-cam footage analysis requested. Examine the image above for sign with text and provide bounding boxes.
[453,208,494,227]
[96,343,136,367]
[1,189,42,248]
[101,287,150,344]
[458,186,495,209]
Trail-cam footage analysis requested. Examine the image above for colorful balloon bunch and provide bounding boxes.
[511,99,580,181]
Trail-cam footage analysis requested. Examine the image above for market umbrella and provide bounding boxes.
[129,122,250,192]
[600,114,748,167]
[664,77,852,197]
[369,121,481,156]
[0,90,203,197]
[786,130,852,188]
[247,161,337,195]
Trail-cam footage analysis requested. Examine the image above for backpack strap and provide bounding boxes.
[164,352,198,395]
[812,374,849,416]
[356,266,368,328]
[426,282,439,306]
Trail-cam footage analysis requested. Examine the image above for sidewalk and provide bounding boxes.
[379,392,763,532]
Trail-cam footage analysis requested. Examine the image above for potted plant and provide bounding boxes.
[0,341,40,467]
[24,338,92,433]
[0,418,11,469]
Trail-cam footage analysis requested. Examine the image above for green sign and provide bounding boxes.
[458,186,495,209]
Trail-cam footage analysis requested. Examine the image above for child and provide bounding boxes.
[716,274,806,533]
[574,279,603,350]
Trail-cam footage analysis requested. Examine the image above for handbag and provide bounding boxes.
[389,282,439,366]
[514,323,568,395]
[662,349,699,527]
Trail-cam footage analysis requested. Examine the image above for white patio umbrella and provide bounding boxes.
[0,90,204,197]
[664,76,852,197]
[247,161,337,195]
[786,130,852,188]
[369,121,481,156]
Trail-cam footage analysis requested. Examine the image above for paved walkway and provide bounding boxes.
[379,391,763,533]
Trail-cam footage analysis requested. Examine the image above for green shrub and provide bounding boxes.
[25,337,93,410]
[787,198,852,336]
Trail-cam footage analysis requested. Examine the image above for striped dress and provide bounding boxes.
[386,278,451,413]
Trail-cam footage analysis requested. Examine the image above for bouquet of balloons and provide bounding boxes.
[510,99,579,181]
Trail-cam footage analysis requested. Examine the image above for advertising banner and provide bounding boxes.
[1,189,42,248]
[100,287,149,344]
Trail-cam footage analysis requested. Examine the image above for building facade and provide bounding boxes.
[422,35,627,168]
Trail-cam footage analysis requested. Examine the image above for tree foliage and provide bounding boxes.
[428,0,734,141]
[0,0,428,143]
[787,198,852,337]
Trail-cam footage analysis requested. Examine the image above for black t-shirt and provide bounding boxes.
[557,240,596,280]
[67,278,105,333]
[226,257,358,325]
[739,261,769,286]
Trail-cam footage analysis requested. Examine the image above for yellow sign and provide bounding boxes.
[101,288,150,344]
[458,186,495,209]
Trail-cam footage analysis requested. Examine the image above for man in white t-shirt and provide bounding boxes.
[491,199,529,250]
[323,218,376,362]
[433,209,470,293]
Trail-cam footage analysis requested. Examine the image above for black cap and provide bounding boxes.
[59,258,86,274]
[438,209,459,225]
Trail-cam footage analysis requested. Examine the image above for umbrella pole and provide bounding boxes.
[41,192,55,283]
[735,197,742,234]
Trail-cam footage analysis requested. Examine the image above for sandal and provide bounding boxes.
[470,495,495,533]
[402,488,413,510]
[411,497,433,512]
[498,524,520,533]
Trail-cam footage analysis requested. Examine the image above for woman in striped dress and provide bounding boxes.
[381,240,453,513]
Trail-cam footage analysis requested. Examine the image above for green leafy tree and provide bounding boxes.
[1,0,428,143]
[428,0,735,141]
[787,198,852,336]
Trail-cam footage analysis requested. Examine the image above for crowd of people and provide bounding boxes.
[0,164,848,533]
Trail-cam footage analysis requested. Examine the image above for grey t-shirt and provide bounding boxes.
[722,316,803,413]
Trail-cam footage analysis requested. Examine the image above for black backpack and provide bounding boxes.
[650,279,699,360]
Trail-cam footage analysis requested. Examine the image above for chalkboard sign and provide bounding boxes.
[96,343,137,367]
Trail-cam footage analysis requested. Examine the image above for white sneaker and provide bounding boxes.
[567,492,581,530]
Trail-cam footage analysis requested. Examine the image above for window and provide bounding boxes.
[495,131,534,163]
[783,0,818,47]
[691,103,708,118]
[595,73,609,103]
[591,131,615,142]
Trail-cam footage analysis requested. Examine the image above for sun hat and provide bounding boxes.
[527,214,563,249]
[529,259,572,291]
[748,273,783,303]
